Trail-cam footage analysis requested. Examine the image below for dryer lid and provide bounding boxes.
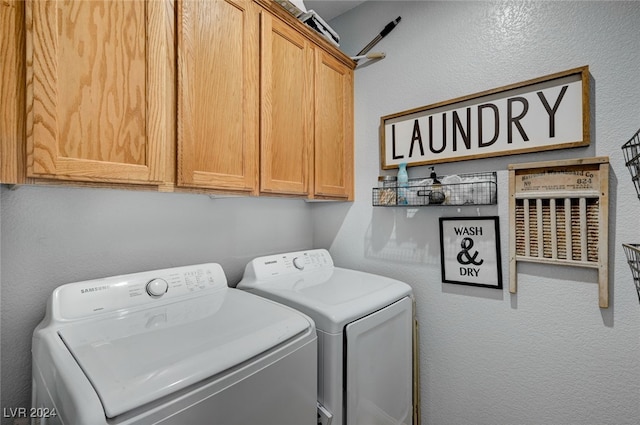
[58,288,311,418]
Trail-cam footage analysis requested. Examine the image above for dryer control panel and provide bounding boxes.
[52,264,228,320]
[246,249,334,280]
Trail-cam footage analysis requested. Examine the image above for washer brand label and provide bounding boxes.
[81,285,109,294]
[264,260,277,265]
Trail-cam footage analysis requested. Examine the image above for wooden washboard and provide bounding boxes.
[508,157,610,308]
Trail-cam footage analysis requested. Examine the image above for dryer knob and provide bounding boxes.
[292,257,305,270]
[146,278,168,298]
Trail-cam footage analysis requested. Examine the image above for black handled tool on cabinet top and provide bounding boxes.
[353,16,401,62]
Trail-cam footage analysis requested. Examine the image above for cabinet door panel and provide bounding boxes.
[260,13,312,195]
[178,0,258,192]
[26,0,166,184]
[314,50,354,199]
[1,0,25,184]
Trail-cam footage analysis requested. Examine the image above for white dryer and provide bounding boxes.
[31,263,317,425]
[238,249,414,425]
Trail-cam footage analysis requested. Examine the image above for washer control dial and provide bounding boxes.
[292,257,305,270]
[146,278,168,298]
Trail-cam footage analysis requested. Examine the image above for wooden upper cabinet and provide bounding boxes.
[260,11,312,196]
[177,0,259,193]
[26,0,168,184]
[314,49,354,200]
[19,0,353,198]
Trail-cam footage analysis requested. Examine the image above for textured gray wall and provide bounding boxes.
[0,185,315,422]
[318,1,640,424]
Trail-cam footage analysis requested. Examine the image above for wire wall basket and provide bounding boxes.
[621,127,640,201]
[622,129,640,304]
[622,243,640,303]
[373,171,497,207]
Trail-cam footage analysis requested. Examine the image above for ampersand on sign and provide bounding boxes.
[457,237,484,266]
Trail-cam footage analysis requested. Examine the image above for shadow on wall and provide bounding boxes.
[365,207,443,266]
[365,206,506,302]
[311,201,353,249]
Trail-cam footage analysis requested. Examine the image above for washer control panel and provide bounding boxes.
[248,249,334,280]
[53,263,227,320]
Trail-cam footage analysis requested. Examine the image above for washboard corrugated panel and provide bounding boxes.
[509,157,609,308]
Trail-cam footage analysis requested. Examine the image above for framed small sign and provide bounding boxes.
[439,216,503,288]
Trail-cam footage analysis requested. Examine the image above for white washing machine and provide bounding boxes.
[237,249,414,425]
[31,263,317,425]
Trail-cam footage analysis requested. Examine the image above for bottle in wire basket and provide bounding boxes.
[429,167,445,204]
[397,163,408,205]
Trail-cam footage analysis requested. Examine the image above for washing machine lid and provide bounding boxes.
[240,267,412,333]
[57,288,310,418]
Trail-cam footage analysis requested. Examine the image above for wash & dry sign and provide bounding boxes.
[380,66,590,169]
[439,217,502,288]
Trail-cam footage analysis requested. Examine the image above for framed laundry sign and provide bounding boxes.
[439,217,503,288]
[380,66,590,169]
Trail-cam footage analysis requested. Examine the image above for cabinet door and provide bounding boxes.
[1,0,25,184]
[26,0,167,184]
[177,0,258,192]
[314,50,354,200]
[260,13,312,196]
